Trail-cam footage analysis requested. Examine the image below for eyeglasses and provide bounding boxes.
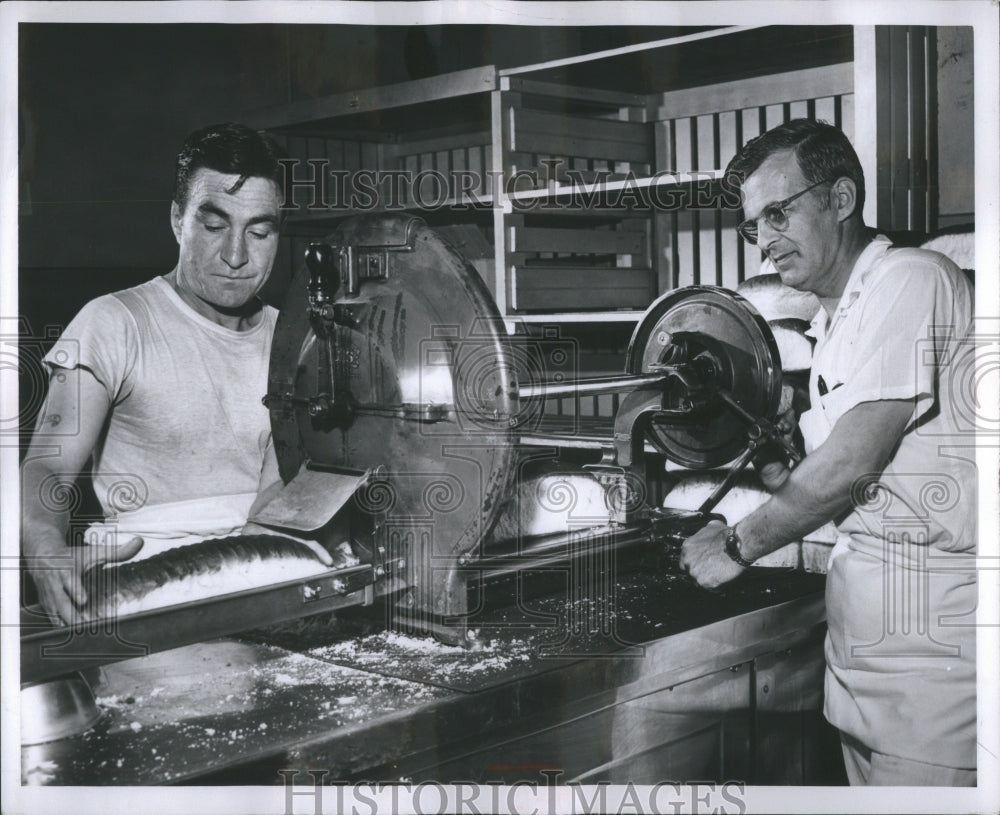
[737,177,833,245]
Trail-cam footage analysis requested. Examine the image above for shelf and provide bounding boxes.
[501,26,853,97]
[504,170,725,207]
[248,65,497,131]
[281,193,496,229]
[506,311,645,329]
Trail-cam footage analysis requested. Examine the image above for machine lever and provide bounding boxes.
[715,389,802,465]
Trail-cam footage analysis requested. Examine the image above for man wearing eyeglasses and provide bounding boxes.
[679,119,976,785]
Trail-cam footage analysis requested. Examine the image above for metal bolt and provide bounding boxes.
[656,331,672,347]
[762,684,770,694]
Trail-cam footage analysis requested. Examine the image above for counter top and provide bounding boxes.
[22,569,826,785]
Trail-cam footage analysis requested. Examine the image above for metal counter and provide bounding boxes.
[21,570,833,786]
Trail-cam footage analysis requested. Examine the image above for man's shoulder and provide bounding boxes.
[75,276,166,316]
[864,241,971,294]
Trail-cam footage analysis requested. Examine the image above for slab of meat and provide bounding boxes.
[84,534,330,618]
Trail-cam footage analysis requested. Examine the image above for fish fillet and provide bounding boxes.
[85,534,330,618]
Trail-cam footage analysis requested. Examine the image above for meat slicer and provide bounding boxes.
[21,213,798,684]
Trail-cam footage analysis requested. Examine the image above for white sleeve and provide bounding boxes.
[42,294,139,405]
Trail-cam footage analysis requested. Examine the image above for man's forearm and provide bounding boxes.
[733,399,916,562]
[735,462,850,562]
[21,459,73,554]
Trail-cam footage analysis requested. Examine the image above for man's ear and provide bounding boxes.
[170,201,183,244]
[832,177,858,223]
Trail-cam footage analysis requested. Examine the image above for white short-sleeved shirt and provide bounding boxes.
[800,235,976,559]
[42,275,277,533]
[797,235,977,767]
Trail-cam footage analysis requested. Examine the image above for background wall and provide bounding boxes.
[936,26,975,227]
[16,23,976,350]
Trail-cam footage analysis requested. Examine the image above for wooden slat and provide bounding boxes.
[789,100,809,120]
[909,27,929,232]
[889,27,910,230]
[503,77,645,108]
[696,114,715,174]
[924,31,939,231]
[814,96,837,125]
[650,63,854,121]
[513,266,653,311]
[675,210,695,288]
[247,65,497,129]
[717,110,738,174]
[394,130,491,159]
[511,108,651,164]
[765,104,784,131]
[840,94,853,142]
[740,108,761,148]
[500,26,763,78]
[511,226,646,256]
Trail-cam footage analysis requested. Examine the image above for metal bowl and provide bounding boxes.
[21,673,104,745]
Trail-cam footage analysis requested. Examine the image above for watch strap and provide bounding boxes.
[724,526,754,568]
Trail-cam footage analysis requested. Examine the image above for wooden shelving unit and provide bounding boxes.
[247,25,858,327]
[245,23,879,433]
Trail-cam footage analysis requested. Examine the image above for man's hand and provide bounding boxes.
[25,536,144,627]
[679,520,747,589]
[752,407,800,490]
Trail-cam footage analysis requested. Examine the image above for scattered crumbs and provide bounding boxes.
[204,728,216,736]
[258,722,268,730]
[129,721,143,733]
[272,673,295,685]
[23,760,59,785]
[116,758,124,768]
[151,748,157,755]
[150,687,165,697]
[95,694,122,708]
[336,696,357,704]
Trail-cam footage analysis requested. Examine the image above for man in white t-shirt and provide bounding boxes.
[22,123,329,627]
[679,120,976,785]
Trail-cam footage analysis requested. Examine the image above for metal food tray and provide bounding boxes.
[20,562,402,685]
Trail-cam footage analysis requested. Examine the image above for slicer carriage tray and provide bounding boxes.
[21,560,398,685]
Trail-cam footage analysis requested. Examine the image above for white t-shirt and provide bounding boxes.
[43,275,277,551]
[798,235,977,768]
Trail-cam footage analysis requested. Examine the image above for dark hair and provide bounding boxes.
[724,119,865,217]
[172,123,285,210]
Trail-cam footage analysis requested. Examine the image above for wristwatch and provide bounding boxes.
[724,525,755,568]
